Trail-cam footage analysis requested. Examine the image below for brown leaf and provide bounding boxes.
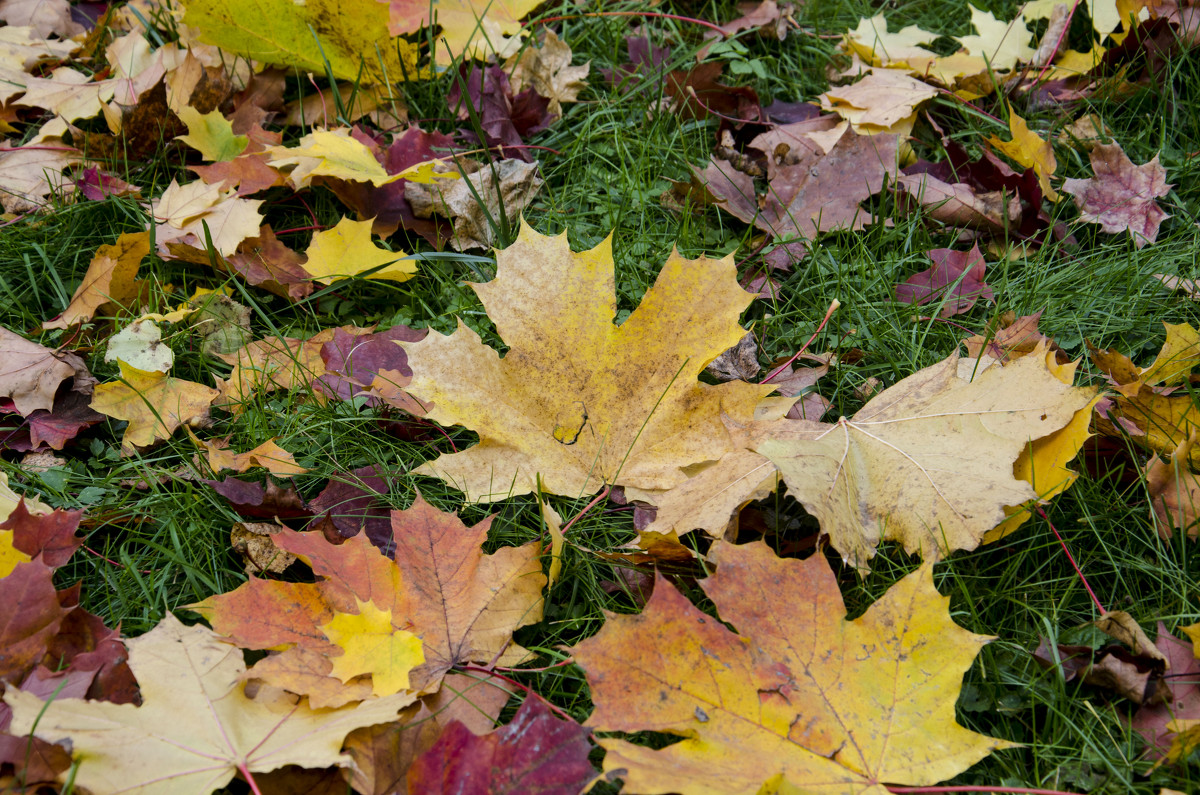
[0,328,90,416]
[406,159,543,251]
[42,231,150,330]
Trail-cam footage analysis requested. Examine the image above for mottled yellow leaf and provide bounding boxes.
[176,107,248,162]
[401,220,771,502]
[987,109,1060,201]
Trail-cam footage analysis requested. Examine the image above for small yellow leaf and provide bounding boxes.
[0,530,32,579]
[955,5,1036,71]
[176,107,248,162]
[320,598,424,697]
[987,109,1059,201]
[301,217,416,284]
[267,129,401,190]
[396,158,461,184]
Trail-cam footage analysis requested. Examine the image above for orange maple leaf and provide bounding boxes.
[572,541,1014,794]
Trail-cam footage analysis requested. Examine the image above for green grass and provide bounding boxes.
[3,0,1200,792]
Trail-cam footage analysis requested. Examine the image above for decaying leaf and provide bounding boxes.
[895,244,994,318]
[406,159,543,251]
[402,221,770,501]
[0,328,91,416]
[5,614,415,795]
[404,697,594,794]
[1145,432,1200,539]
[1062,143,1172,248]
[572,542,1012,794]
[504,30,590,118]
[750,347,1096,570]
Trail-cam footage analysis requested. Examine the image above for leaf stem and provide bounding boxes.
[1036,505,1106,614]
[561,485,611,536]
[761,299,840,384]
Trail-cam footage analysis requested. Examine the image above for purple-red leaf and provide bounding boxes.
[896,244,994,317]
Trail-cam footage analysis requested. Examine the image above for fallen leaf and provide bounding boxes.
[209,225,312,301]
[1153,274,1200,301]
[751,347,1096,570]
[42,231,150,330]
[1061,143,1172,247]
[1145,432,1200,538]
[701,130,899,240]
[0,0,85,39]
[151,178,265,257]
[842,13,939,66]
[386,0,542,64]
[504,30,590,118]
[176,106,248,161]
[706,332,761,382]
[322,126,458,242]
[89,362,220,453]
[0,328,91,416]
[820,70,938,132]
[406,159,543,251]
[895,244,994,318]
[321,597,425,697]
[301,217,415,284]
[402,221,770,501]
[314,325,425,406]
[896,171,1021,232]
[190,432,307,477]
[267,128,409,189]
[962,311,1056,362]
[181,0,423,83]
[1033,638,1168,704]
[710,0,795,40]
[104,319,174,373]
[344,672,511,795]
[2,499,83,569]
[955,5,1037,71]
[987,110,1059,201]
[193,495,545,695]
[308,464,392,545]
[231,521,297,574]
[404,697,594,794]
[6,614,415,795]
[1132,623,1200,760]
[572,542,1012,793]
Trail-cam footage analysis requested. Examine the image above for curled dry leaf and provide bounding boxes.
[505,29,589,118]
[1145,432,1200,539]
[401,221,769,501]
[572,542,1013,794]
[406,159,543,251]
[42,231,150,330]
[0,328,91,416]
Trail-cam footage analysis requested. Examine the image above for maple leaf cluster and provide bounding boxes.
[0,0,1197,792]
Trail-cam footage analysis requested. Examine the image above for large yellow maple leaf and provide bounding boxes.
[401,221,771,502]
[572,541,1013,794]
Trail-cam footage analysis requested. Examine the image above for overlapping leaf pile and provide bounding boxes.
[0,0,1197,792]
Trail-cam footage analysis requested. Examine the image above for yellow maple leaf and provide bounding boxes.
[401,221,771,502]
[0,473,51,524]
[572,541,1013,794]
[842,13,939,66]
[387,0,543,64]
[90,362,220,453]
[974,351,1103,542]
[955,5,1036,71]
[987,109,1060,201]
[301,217,416,284]
[267,128,401,190]
[320,597,424,697]
[176,107,248,162]
[820,70,939,134]
[751,346,1097,571]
